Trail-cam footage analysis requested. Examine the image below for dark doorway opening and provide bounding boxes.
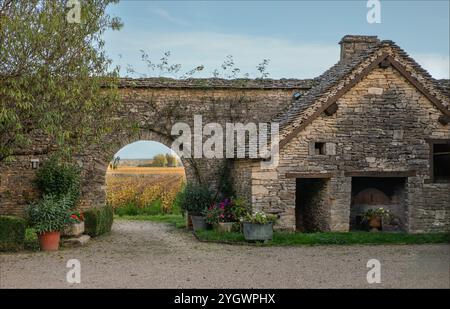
[295,178,330,232]
[350,177,406,231]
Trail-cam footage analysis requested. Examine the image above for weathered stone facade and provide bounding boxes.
[0,83,311,215]
[1,35,449,233]
[246,36,450,233]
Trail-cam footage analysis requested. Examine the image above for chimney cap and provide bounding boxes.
[339,35,380,45]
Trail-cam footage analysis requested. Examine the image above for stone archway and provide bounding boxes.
[78,129,198,210]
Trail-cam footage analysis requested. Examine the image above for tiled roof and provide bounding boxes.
[436,79,450,98]
[118,77,316,89]
[275,40,450,144]
[274,42,381,127]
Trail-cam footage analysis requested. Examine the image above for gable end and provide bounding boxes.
[279,53,450,149]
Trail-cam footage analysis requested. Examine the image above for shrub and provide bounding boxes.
[204,198,234,224]
[179,183,213,216]
[24,228,40,251]
[244,212,277,225]
[230,197,251,220]
[35,156,81,208]
[204,205,223,225]
[0,216,26,251]
[84,205,114,237]
[26,194,72,234]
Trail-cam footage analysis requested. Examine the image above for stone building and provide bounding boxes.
[1,35,449,233]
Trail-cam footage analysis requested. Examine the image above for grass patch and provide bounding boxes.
[195,230,450,246]
[114,199,182,217]
[115,214,185,229]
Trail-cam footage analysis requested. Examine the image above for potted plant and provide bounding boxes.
[27,194,71,251]
[242,212,277,242]
[179,183,213,231]
[205,198,234,233]
[230,197,251,232]
[363,207,391,232]
[63,211,85,237]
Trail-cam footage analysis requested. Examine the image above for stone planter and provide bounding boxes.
[214,222,233,233]
[243,222,273,241]
[191,215,207,232]
[63,222,85,237]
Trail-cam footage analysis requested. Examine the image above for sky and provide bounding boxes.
[115,140,177,159]
[106,0,450,158]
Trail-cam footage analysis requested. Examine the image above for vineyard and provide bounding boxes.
[106,167,186,215]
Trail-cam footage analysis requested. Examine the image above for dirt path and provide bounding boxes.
[1,220,449,288]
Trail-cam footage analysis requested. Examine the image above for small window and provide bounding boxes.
[315,142,326,155]
[433,143,450,183]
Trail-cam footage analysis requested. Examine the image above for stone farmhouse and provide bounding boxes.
[1,35,449,233]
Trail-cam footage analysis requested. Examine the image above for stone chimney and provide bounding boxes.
[339,35,380,61]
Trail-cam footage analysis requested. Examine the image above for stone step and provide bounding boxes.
[62,235,91,247]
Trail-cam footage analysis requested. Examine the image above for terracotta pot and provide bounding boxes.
[38,231,61,251]
[368,217,382,230]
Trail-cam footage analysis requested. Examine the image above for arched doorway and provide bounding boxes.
[105,140,186,216]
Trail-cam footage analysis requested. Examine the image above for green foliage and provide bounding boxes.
[126,50,204,78]
[84,205,114,237]
[152,154,168,167]
[114,214,185,229]
[363,207,392,220]
[0,0,122,162]
[204,205,223,225]
[179,183,213,216]
[24,228,40,251]
[110,156,121,169]
[165,153,178,167]
[35,156,81,208]
[26,194,72,234]
[244,211,277,225]
[0,216,26,251]
[196,231,450,246]
[115,199,163,216]
[230,197,251,220]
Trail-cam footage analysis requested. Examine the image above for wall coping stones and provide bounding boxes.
[117,77,317,90]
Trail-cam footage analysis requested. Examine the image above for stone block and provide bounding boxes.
[63,235,90,247]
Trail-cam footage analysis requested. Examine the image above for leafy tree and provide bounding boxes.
[0,0,122,162]
[152,154,167,167]
[165,153,177,167]
[110,156,120,169]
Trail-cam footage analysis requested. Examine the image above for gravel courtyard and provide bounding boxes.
[1,220,449,288]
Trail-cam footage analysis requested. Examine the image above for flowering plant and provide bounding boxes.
[204,198,235,224]
[68,210,84,223]
[363,207,391,220]
[244,211,277,225]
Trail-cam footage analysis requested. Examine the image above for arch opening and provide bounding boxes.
[105,140,186,216]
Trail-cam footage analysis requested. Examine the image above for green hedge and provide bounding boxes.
[84,205,114,237]
[0,216,26,251]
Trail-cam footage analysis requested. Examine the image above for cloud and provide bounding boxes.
[106,31,339,78]
[152,8,189,26]
[105,30,449,79]
[411,53,450,79]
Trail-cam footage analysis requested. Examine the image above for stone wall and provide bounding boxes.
[251,66,450,232]
[0,85,307,215]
